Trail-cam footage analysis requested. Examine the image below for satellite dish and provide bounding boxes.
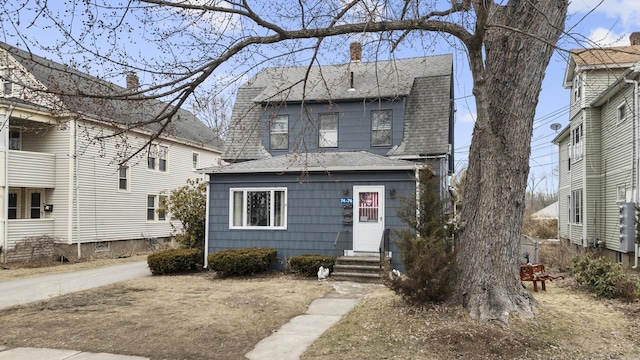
[550,123,561,131]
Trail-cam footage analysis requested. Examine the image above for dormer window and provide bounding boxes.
[371,110,392,146]
[270,115,289,150]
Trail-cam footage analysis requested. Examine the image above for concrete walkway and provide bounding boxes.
[0,262,380,360]
[245,281,382,360]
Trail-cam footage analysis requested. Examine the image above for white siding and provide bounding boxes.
[72,120,219,243]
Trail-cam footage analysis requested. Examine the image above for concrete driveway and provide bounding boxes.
[0,261,151,310]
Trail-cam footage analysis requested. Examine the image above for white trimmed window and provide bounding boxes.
[158,146,168,172]
[617,184,626,203]
[572,124,583,162]
[147,146,156,170]
[617,103,627,124]
[118,166,129,191]
[147,195,167,221]
[9,129,20,150]
[270,115,289,150]
[158,195,168,221]
[573,73,582,103]
[230,188,287,229]
[8,191,19,219]
[192,152,200,170]
[571,189,582,225]
[147,144,168,172]
[2,68,12,97]
[319,113,338,148]
[371,110,392,146]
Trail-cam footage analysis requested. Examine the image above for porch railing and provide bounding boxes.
[378,228,390,270]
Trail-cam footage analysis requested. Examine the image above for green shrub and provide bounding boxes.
[572,255,639,300]
[289,254,335,277]
[384,169,456,305]
[147,248,203,275]
[207,248,277,277]
[384,233,456,304]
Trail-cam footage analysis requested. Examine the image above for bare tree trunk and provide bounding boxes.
[454,1,568,322]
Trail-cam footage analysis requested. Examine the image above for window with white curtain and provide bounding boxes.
[229,188,287,229]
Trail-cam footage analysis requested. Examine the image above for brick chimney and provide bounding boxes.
[126,72,139,90]
[631,32,640,46]
[350,42,362,62]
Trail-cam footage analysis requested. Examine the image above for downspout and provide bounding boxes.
[203,173,210,268]
[74,118,81,259]
[414,166,421,238]
[625,77,639,268]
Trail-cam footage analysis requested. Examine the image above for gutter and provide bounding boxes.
[204,174,210,269]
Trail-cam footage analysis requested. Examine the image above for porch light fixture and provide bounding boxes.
[343,189,349,197]
[389,188,396,198]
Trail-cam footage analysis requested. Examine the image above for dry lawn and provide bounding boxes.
[303,280,640,359]
[1,247,640,359]
[0,272,331,359]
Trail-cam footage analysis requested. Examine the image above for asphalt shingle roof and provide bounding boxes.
[204,151,419,174]
[223,54,453,161]
[0,42,222,151]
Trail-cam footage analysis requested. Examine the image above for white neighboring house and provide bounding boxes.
[0,42,222,261]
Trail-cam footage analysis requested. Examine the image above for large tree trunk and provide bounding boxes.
[454,1,568,322]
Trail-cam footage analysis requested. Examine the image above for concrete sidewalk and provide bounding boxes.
[0,346,149,359]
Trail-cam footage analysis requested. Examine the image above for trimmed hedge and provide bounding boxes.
[147,248,203,275]
[289,254,335,277]
[207,247,277,277]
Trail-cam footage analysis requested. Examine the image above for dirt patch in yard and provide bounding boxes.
[0,273,331,359]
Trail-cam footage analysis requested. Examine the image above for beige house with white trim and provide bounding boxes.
[0,42,222,261]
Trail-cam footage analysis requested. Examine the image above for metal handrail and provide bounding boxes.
[378,228,390,270]
[333,230,349,257]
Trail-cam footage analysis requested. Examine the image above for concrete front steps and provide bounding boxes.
[331,256,382,283]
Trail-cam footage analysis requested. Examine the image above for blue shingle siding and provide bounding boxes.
[260,100,405,156]
[208,170,416,270]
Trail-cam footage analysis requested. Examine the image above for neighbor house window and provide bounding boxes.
[118,166,129,191]
[270,115,289,150]
[9,129,20,150]
[371,110,392,146]
[192,152,200,169]
[566,195,571,225]
[147,145,156,170]
[158,146,168,172]
[158,195,168,221]
[29,190,41,219]
[617,103,627,124]
[617,185,626,202]
[319,113,338,148]
[572,123,583,162]
[8,192,18,219]
[229,188,287,229]
[573,74,582,103]
[571,189,582,225]
[2,69,12,97]
[147,144,168,172]
[147,195,156,221]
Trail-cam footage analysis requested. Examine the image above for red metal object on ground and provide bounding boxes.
[519,263,564,292]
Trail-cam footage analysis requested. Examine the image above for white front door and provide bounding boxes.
[353,185,384,253]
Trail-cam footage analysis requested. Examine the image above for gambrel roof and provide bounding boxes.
[224,54,453,161]
[0,42,222,151]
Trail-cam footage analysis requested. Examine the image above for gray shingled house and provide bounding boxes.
[203,44,454,274]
